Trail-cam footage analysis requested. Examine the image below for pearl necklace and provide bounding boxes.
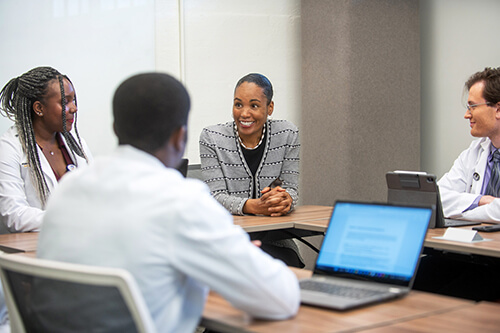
[238,124,266,150]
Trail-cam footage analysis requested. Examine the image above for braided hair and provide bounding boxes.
[0,66,88,207]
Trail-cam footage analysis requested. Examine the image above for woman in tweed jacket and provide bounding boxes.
[199,73,302,267]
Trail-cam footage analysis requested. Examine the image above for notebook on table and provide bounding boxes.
[299,201,433,310]
[386,171,480,228]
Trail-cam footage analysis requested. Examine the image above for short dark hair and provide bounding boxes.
[235,73,273,105]
[465,67,500,105]
[113,73,190,153]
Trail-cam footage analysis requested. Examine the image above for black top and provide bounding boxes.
[241,127,267,198]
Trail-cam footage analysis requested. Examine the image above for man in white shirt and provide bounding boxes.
[37,73,300,332]
[438,67,500,222]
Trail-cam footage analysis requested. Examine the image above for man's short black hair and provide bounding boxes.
[113,73,190,153]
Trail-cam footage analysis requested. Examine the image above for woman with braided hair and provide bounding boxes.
[0,66,92,233]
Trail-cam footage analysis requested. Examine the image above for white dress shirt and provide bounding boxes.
[37,145,300,333]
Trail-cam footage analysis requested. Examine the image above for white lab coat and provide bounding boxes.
[438,137,500,222]
[0,126,92,233]
[37,145,300,333]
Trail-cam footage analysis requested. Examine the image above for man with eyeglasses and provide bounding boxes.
[413,67,500,302]
[438,67,500,223]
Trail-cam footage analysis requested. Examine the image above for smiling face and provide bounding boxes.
[465,81,499,142]
[33,78,77,134]
[232,81,274,146]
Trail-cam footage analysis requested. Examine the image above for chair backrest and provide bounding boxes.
[177,158,189,177]
[0,254,156,333]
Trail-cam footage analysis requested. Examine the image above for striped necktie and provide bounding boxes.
[485,150,500,197]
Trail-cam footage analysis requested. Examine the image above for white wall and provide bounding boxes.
[181,0,301,163]
[420,0,500,178]
[0,0,156,155]
[2,0,498,185]
[0,0,302,165]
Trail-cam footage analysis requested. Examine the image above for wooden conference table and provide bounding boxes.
[235,205,500,259]
[201,269,500,333]
[1,205,500,332]
[3,205,500,258]
[206,205,500,332]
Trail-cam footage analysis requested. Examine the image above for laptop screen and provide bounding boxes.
[315,201,432,287]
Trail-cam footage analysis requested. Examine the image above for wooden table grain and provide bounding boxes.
[201,268,475,333]
[361,301,500,333]
[234,205,332,233]
[0,232,38,254]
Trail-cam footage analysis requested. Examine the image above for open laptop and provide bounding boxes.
[386,171,480,228]
[299,201,433,310]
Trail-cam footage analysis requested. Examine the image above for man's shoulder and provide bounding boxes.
[465,137,490,152]
[164,177,233,225]
[151,174,217,205]
[51,165,228,220]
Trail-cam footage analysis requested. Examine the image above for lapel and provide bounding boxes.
[471,139,491,193]
[59,133,89,167]
[37,145,57,190]
[37,133,87,189]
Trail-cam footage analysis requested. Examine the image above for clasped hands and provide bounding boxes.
[243,186,292,217]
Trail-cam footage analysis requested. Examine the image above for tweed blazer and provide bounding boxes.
[199,120,300,215]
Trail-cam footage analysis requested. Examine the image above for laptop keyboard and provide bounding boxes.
[300,280,385,299]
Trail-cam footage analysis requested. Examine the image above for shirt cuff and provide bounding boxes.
[463,195,482,212]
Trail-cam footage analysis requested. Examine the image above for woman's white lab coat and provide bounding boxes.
[0,126,92,233]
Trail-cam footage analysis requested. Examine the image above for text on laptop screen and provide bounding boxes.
[316,202,431,282]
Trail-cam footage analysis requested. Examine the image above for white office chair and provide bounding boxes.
[0,254,156,333]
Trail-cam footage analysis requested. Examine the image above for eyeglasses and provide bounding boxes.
[466,102,491,111]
